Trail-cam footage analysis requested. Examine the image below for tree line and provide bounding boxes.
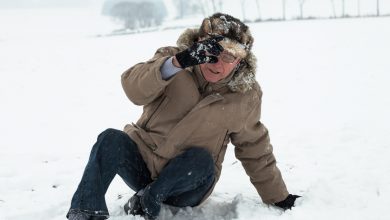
[105,0,386,31]
[174,0,385,21]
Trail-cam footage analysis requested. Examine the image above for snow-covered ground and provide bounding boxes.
[1,8,390,220]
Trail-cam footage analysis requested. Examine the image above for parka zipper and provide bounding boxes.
[142,96,167,130]
[216,129,229,162]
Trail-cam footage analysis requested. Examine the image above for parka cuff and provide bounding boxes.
[121,56,178,105]
[262,190,290,204]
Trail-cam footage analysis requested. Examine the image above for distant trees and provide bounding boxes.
[211,0,217,13]
[171,0,384,21]
[110,2,137,29]
[255,0,262,20]
[240,0,247,21]
[297,0,306,19]
[329,0,337,18]
[172,0,203,18]
[103,0,167,30]
[357,0,361,16]
[330,0,381,18]
[172,0,225,18]
[103,0,387,29]
[377,0,380,16]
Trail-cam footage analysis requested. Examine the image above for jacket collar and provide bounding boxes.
[192,65,232,96]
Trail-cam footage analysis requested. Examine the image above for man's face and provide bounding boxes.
[199,51,241,83]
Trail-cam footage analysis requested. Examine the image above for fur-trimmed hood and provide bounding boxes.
[176,28,258,93]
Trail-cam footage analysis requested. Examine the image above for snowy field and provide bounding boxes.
[1,8,390,220]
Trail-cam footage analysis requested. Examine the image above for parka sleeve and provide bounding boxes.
[121,47,179,106]
[231,90,289,204]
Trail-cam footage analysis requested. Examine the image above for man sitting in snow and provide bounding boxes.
[66,13,300,220]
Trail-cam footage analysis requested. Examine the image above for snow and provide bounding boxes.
[1,8,390,220]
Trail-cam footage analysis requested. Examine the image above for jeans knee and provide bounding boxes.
[99,128,128,141]
[184,148,214,173]
[100,128,122,136]
[95,128,130,151]
[185,147,212,158]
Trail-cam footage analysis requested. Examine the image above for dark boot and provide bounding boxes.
[138,148,215,220]
[124,193,157,220]
[124,193,145,216]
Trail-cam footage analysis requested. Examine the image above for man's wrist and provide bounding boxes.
[160,57,183,80]
[172,56,182,68]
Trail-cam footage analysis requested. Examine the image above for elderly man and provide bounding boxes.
[66,13,300,220]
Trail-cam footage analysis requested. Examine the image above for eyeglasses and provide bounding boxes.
[218,52,237,63]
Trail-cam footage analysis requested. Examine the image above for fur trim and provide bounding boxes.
[200,13,254,51]
[219,38,247,59]
[177,28,257,93]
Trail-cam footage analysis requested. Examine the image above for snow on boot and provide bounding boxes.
[144,213,158,220]
[68,212,107,220]
[124,193,145,216]
[68,212,89,220]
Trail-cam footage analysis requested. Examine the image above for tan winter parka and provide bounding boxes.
[121,29,289,204]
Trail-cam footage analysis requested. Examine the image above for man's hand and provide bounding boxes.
[175,35,224,68]
[274,194,301,210]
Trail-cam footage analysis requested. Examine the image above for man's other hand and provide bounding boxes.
[274,194,301,210]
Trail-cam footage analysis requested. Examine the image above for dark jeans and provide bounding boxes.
[67,128,215,219]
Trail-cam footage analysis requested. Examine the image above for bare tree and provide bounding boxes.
[109,1,167,30]
[173,0,202,18]
[198,0,223,14]
[342,0,345,17]
[211,0,217,13]
[357,0,360,17]
[173,0,185,19]
[255,0,262,20]
[330,0,337,18]
[198,0,209,17]
[282,0,287,20]
[138,2,156,27]
[297,0,305,19]
[110,2,138,29]
[218,0,224,12]
[240,0,247,21]
[179,0,184,19]
[377,0,380,16]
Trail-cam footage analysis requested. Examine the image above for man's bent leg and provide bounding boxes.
[141,147,215,218]
[163,176,214,207]
[67,128,152,219]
